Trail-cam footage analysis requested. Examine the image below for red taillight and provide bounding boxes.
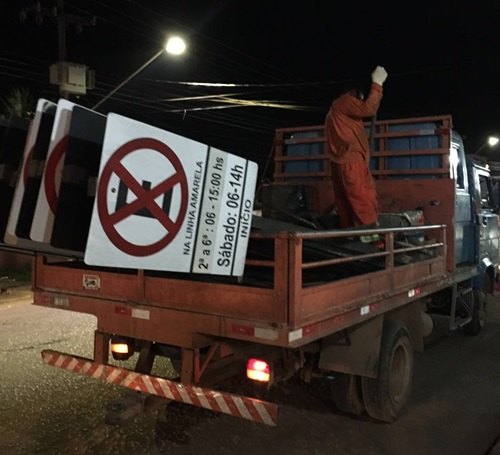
[246,358,271,382]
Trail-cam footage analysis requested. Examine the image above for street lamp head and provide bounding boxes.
[472,134,500,160]
[488,136,499,147]
[165,36,186,56]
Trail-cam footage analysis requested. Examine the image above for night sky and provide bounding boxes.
[1,0,500,167]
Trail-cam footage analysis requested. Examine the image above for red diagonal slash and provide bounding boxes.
[108,161,182,232]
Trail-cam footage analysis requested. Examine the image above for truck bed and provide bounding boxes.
[31,114,487,352]
[32,220,454,350]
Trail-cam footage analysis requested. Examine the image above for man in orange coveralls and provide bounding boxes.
[324,65,388,229]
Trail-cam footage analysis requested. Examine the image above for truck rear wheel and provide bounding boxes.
[361,320,413,422]
[329,372,365,415]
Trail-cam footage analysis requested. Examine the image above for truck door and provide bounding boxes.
[452,139,474,264]
[471,165,500,267]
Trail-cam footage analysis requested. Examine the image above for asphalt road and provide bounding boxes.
[1,288,500,455]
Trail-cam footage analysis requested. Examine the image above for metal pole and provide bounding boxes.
[473,143,487,157]
[56,0,66,61]
[56,0,68,99]
[92,49,164,110]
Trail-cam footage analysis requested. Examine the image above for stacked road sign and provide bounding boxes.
[0,98,258,277]
[0,115,29,238]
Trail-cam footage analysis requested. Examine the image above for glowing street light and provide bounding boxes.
[92,35,187,110]
[487,136,500,147]
[165,36,187,55]
[473,135,500,158]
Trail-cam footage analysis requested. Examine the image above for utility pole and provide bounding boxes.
[20,0,96,98]
[55,0,68,98]
[56,0,66,63]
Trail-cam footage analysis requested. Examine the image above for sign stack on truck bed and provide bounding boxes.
[2,98,257,275]
[1,107,499,426]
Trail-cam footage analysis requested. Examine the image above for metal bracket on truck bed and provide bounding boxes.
[41,349,278,426]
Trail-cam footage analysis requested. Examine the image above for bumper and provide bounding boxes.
[41,349,278,426]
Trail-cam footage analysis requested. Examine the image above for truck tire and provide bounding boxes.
[463,289,485,336]
[361,320,413,422]
[329,372,365,415]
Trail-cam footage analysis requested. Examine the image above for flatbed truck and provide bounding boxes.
[6,114,500,425]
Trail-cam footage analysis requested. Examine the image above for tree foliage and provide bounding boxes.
[1,87,36,119]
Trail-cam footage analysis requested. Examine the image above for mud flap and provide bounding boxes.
[318,315,383,378]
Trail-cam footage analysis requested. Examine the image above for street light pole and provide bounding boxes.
[92,49,164,110]
[92,35,187,111]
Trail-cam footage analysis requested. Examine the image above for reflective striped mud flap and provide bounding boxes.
[41,350,278,426]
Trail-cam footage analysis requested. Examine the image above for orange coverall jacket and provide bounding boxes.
[324,83,383,227]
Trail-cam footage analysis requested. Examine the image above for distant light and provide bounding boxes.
[165,36,186,55]
[488,136,499,147]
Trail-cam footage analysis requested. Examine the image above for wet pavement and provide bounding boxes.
[1,287,500,454]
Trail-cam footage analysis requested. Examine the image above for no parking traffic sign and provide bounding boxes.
[31,98,76,243]
[84,114,257,276]
[97,137,188,256]
[4,98,56,247]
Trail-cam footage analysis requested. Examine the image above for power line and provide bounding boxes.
[1,2,482,158]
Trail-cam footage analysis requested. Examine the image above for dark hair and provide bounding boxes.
[351,87,365,100]
[337,77,370,100]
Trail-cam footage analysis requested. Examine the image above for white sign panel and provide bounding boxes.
[84,113,257,276]
[4,98,56,247]
[30,98,75,243]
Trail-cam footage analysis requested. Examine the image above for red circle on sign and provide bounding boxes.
[44,135,69,213]
[97,137,189,257]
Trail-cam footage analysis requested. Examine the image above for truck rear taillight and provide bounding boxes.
[247,358,271,382]
[110,336,135,361]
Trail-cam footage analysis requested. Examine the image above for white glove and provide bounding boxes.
[371,66,388,86]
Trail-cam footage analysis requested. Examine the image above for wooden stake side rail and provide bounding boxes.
[33,224,449,349]
[33,265,450,352]
[273,115,453,183]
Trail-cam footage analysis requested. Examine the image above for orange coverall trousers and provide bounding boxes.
[331,160,378,228]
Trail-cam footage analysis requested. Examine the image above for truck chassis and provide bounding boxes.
[32,221,481,425]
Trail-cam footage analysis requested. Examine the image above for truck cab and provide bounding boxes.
[467,157,500,283]
[447,130,500,276]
